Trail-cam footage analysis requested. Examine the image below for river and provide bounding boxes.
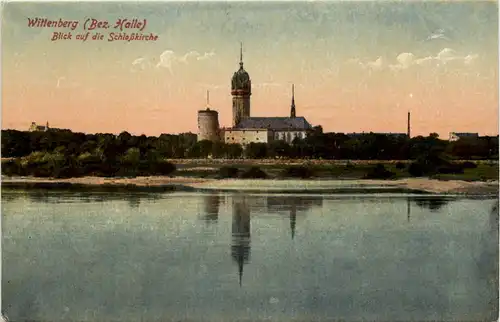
[2,190,498,321]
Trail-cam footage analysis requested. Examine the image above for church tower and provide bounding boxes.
[290,84,296,118]
[231,43,251,126]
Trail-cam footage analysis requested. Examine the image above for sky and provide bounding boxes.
[1,1,498,138]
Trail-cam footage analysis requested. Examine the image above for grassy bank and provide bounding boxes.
[2,153,498,182]
[174,161,499,181]
[2,177,498,196]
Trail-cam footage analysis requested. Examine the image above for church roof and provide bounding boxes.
[234,117,312,131]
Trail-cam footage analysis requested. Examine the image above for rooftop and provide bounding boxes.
[234,117,312,131]
[450,132,479,136]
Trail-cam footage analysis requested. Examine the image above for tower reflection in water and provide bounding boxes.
[231,196,251,286]
[407,197,410,222]
[200,194,323,286]
[266,196,323,239]
[202,193,221,224]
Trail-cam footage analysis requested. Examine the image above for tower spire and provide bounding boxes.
[239,42,243,68]
[207,90,210,106]
[290,84,296,118]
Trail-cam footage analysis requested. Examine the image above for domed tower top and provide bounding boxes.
[231,42,251,96]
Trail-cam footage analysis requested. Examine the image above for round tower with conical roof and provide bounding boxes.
[231,43,251,127]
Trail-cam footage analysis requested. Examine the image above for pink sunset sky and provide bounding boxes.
[2,1,498,138]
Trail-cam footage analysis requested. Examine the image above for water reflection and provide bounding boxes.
[291,206,296,239]
[413,197,450,212]
[490,200,499,232]
[266,196,323,239]
[476,199,499,315]
[2,191,498,321]
[231,196,251,286]
[1,192,19,202]
[199,195,323,240]
[1,189,164,207]
[127,194,141,208]
[227,195,323,285]
[407,197,411,222]
[202,193,221,224]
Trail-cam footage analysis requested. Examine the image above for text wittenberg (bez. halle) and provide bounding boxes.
[27,17,159,42]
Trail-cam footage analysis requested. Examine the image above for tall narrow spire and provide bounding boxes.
[206,90,210,106]
[239,42,243,68]
[290,84,296,118]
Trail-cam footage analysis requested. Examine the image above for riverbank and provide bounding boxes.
[2,176,498,196]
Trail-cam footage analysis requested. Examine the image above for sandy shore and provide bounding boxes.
[1,176,498,195]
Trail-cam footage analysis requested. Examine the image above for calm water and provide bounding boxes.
[2,190,498,321]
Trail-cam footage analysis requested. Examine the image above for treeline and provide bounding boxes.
[1,130,184,178]
[2,127,498,160]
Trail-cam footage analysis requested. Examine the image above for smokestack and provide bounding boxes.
[407,111,411,138]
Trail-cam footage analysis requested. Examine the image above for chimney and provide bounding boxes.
[407,111,411,138]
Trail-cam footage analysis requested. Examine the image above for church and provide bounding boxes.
[197,44,313,146]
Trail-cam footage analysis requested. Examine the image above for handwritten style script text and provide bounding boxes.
[27,17,159,42]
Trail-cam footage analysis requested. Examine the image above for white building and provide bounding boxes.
[229,116,311,146]
[29,121,49,132]
[449,132,479,141]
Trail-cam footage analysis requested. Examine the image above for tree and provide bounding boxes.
[245,143,268,159]
[312,125,323,135]
[121,147,141,164]
[198,140,213,158]
[226,143,243,159]
[211,141,226,158]
[268,140,291,158]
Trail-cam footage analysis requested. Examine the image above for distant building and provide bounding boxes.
[196,44,314,146]
[197,91,221,142]
[29,121,50,132]
[225,116,312,145]
[346,132,408,139]
[229,53,313,146]
[449,132,479,141]
[197,109,220,142]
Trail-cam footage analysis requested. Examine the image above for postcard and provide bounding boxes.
[1,1,498,321]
